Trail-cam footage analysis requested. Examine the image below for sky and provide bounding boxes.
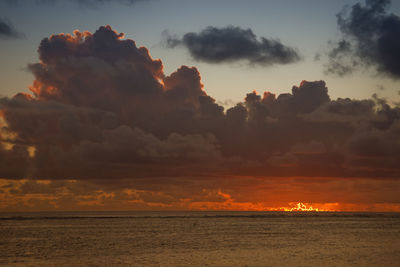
[1,0,400,212]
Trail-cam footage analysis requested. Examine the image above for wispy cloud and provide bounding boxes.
[0,17,24,39]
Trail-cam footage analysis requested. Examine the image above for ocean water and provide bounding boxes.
[1,211,399,266]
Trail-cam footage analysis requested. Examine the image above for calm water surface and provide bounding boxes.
[1,211,399,266]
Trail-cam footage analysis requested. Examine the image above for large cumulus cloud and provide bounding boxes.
[1,25,400,210]
[166,26,301,66]
[326,0,400,78]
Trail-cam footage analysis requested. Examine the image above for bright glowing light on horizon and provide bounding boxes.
[277,202,332,212]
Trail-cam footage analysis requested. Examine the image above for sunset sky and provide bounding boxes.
[1,0,400,212]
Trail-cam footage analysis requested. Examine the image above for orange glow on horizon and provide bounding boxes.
[1,179,400,212]
[271,202,338,212]
[285,202,327,212]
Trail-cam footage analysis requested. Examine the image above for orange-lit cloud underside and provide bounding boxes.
[1,177,400,212]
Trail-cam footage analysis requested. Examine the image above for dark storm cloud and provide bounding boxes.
[0,144,30,179]
[326,0,400,78]
[1,25,400,187]
[0,17,23,39]
[165,26,301,66]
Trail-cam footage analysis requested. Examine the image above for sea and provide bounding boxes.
[1,211,399,266]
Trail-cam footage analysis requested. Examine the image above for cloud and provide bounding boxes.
[326,0,400,78]
[165,26,301,66]
[291,141,326,155]
[0,144,30,179]
[0,17,24,39]
[1,25,400,210]
[2,176,400,211]
[267,153,298,167]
